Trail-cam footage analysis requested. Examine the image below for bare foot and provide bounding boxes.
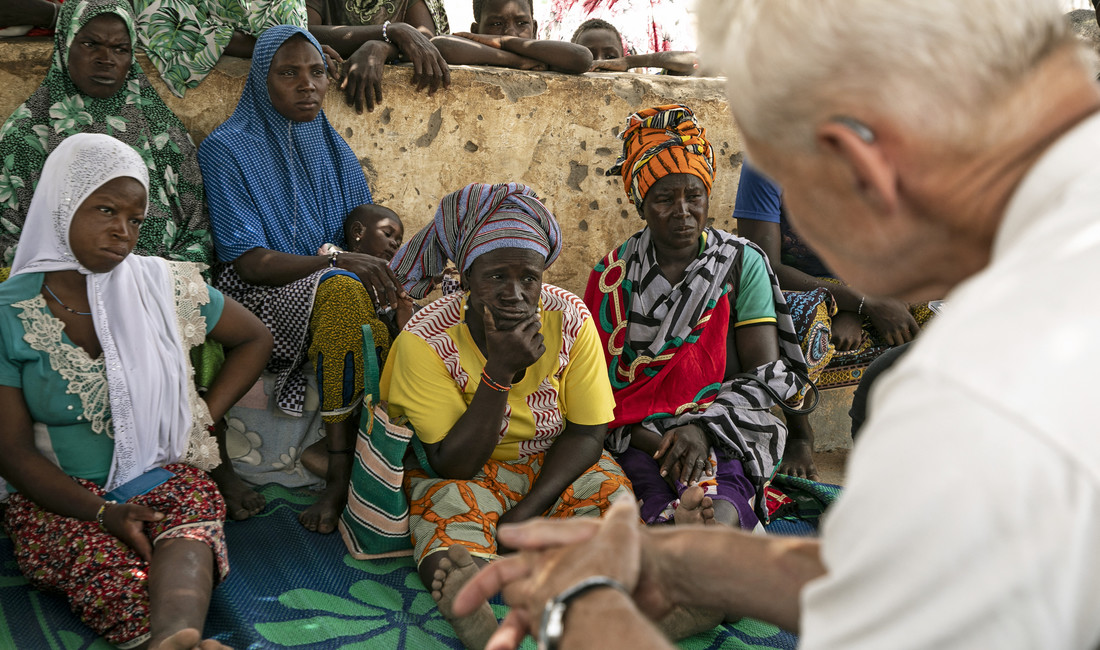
[777,438,820,481]
[300,438,328,478]
[431,546,498,649]
[209,463,265,521]
[149,628,232,649]
[298,483,346,534]
[674,485,715,526]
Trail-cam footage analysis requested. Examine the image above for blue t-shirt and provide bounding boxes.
[733,163,834,279]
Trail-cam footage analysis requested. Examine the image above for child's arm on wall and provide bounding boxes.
[590,51,698,75]
[448,32,592,74]
[431,34,548,70]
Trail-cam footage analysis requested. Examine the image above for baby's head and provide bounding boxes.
[345,204,404,261]
[472,0,536,38]
[571,19,624,60]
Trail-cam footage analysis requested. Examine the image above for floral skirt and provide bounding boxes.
[2,464,228,648]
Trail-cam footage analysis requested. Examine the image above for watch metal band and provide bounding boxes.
[537,575,629,650]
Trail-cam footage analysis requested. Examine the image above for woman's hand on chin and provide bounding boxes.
[654,424,712,487]
[482,307,544,383]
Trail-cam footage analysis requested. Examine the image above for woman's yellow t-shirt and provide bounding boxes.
[381,285,614,461]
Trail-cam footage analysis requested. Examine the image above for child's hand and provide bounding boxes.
[454,31,503,49]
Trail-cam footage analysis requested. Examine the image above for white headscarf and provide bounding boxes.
[11,133,198,491]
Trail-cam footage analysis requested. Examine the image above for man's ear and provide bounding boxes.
[816,118,899,214]
[532,18,539,36]
[471,21,480,34]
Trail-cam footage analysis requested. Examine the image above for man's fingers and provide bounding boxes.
[486,610,532,650]
[603,494,641,525]
[496,516,600,550]
[453,557,532,616]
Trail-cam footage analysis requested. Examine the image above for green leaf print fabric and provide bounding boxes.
[0,0,212,270]
[132,0,307,98]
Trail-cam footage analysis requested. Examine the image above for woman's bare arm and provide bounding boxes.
[0,386,106,522]
[233,248,403,308]
[202,296,272,423]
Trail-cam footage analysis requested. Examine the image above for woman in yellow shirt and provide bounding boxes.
[383,182,633,648]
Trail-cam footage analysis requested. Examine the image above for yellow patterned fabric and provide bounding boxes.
[308,274,391,424]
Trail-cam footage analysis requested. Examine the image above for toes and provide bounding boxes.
[680,485,704,510]
[447,544,475,569]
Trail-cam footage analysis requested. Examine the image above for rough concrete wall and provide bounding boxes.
[0,40,742,295]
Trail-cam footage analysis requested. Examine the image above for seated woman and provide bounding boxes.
[383,182,633,649]
[586,105,813,531]
[733,161,932,397]
[0,0,211,269]
[0,134,270,649]
[198,25,403,535]
[0,0,269,519]
[431,0,592,74]
[572,18,697,75]
[307,0,450,113]
[131,0,308,97]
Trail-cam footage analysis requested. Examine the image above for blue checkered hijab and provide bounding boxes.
[198,25,372,262]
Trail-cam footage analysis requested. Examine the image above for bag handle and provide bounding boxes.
[727,370,820,416]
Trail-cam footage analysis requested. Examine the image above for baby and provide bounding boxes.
[320,203,413,333]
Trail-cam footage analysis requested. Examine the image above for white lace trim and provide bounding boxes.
[168,261,219,472]
[15,294,112,436]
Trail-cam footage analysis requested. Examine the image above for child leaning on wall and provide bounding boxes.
[430,0,592,73]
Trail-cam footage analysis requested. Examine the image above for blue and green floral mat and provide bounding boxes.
[0,477,839,649]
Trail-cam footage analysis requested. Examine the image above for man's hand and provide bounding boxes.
[864,297,919,346]
[341,41,393,112]
[654,424,712,486]
[102,502,166,563]
[454,498,657,649]
[387,22,451,94]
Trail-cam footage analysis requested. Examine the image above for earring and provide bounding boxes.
[355,236,361,242]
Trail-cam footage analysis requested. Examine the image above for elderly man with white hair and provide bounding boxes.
[448,1,1100,649]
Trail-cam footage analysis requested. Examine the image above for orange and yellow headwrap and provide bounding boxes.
[607,104,715,214]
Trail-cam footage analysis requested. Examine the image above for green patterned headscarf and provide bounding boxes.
[0,0,212,269]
